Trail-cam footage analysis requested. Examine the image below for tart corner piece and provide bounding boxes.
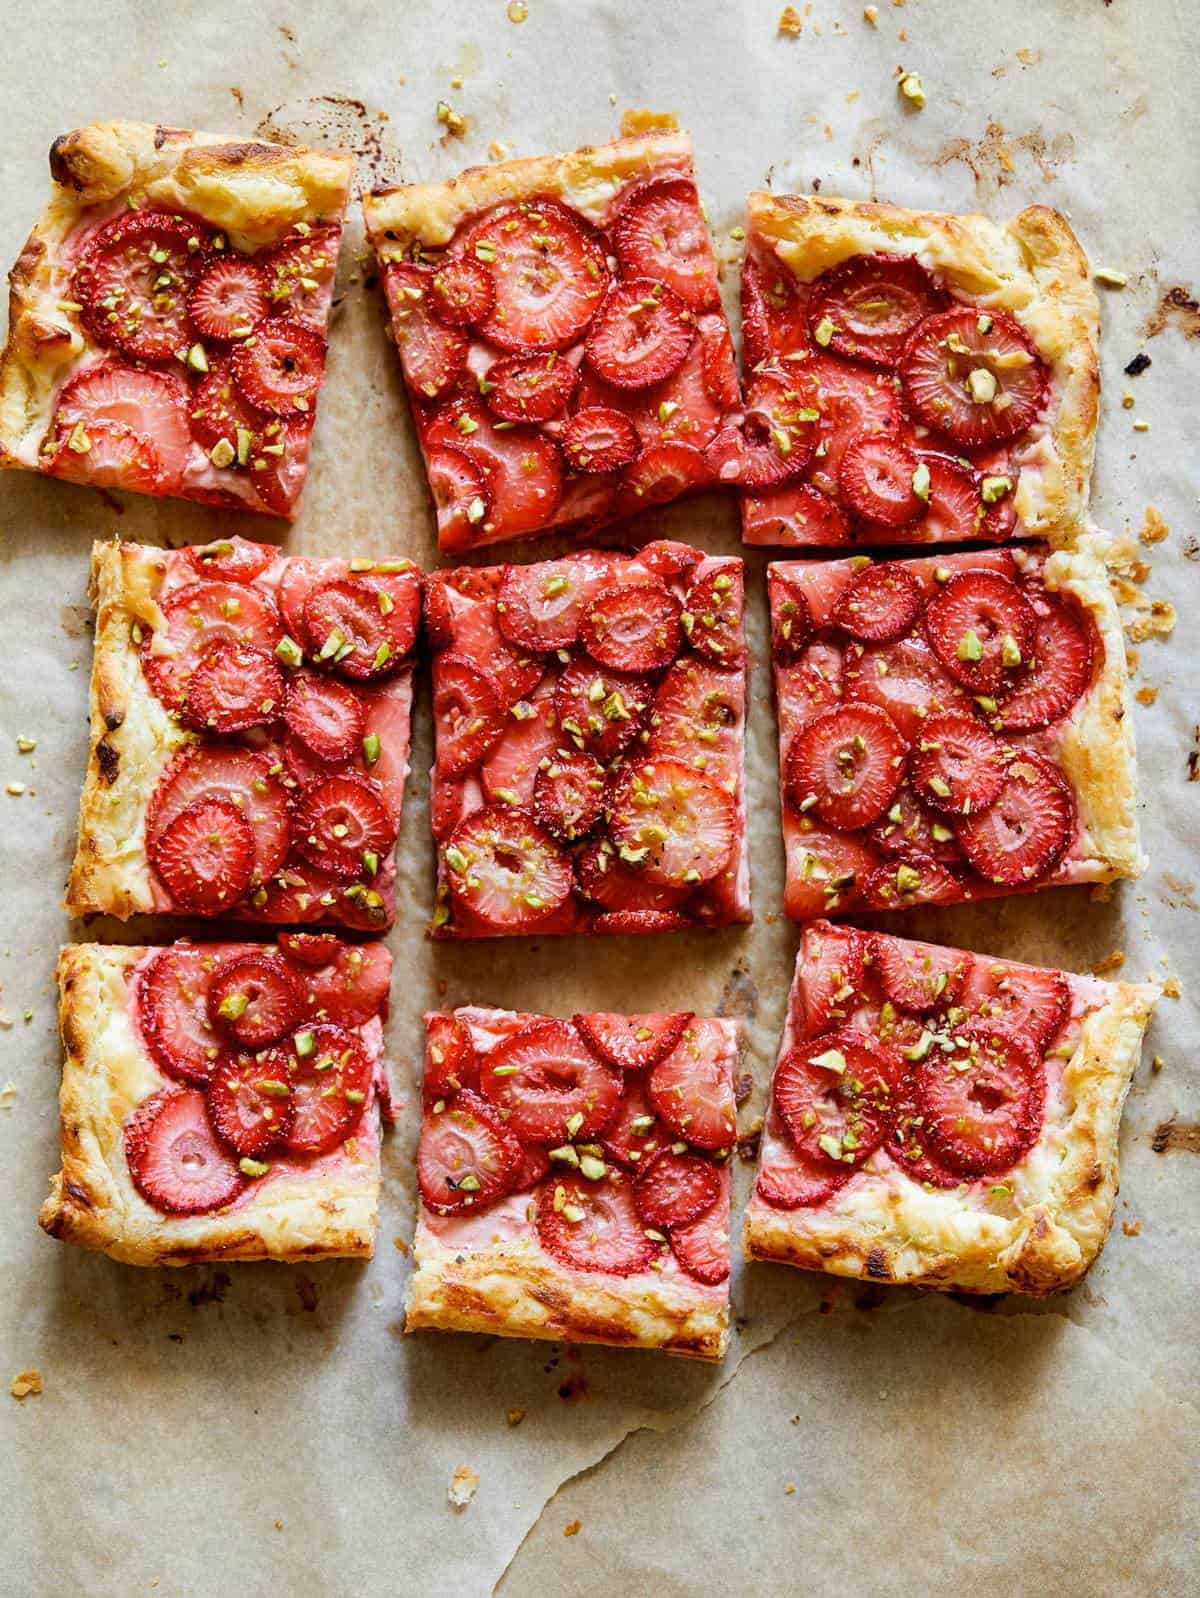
[40,938,393,1266]
[0,119,352,516]
[743,921,1158,1296]
[405,1006,738,1359]
[739,190,1099,548]
[362,125,741,551]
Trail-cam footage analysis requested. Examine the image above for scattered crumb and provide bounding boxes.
[450,76,463,89]
[563,1519,581,1537]
[1122,1219,1142,1237]
[448,1464,480,1508]
[1017,47,1040,65]
[507,0,528,19]
[864,5,879,23]
[507,1407,526,1427]
[6,782,25,797]
[1122,391,1135,409]
[1135,686,1158,706]
[15,737,35,754]
[436,101,466,137]
[784,1482,797,1495]
[1133,419,1150,433]
[1163,976,1181,999]
[1140,506,1169,545]
[898,70,926,107]
[1127,599,1175,644]
[487,142,509,163]
[1152,1054,1165,1072]
[1094,267,1129,289]
[620,109,679,137]
[1090,950,1126,975]
[1125,351,1152,377]
[778,5,803,35]
[0,1080,16,1109]
[274,1520,284,1532]
[393,1236,409,1255]
[1126,647,1140,674]
[10,1369,42,1400]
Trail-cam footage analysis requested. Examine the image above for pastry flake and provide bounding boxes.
[744,921,1158,1295]
[0,120,352,517]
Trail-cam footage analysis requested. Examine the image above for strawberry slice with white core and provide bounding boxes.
[75,210,208,362]
[585,279,694,389]
[284,673,366,764]
[482,686,560,808]
[553,660,652,763]
[429,256,495,326]
[600,1078,664,1167]
[574,840,691,915]
[773,1029,898,1169]
[864,853,961,911]
[808,253,944,368]
[607,757,736,887]
[869,783,964,866]
[423,1014,480,1105]
[434,654,506,776]
[232,318,325,417]
[461,198,610,351]
[293,773,396,880]
[46,418,167,495]
[756,1137,851,1210]
[283,1021,374,1155]
[479,1017,623,1142]
[901,307,1048,447]
[670,1182,730,1283]
[208,951,305,1048]
[685,566,744,666]
[745,480,851,547]
[621,441,709,506]
[574,1011,694,1073]
[614,179,720,310]
[301,570,420,679]
[418,1090,521,1213]
[923,569,1037,695]
[916,453,986,542]
[142,578,282,711]
[832,562,923,643]
[800,925,868,1035]
[561,406,640,473]
[497,555,607,652]
[698,317,740,408]
[287,940,391,1028]
[138,946,220,1086]
[910,712,1007,816]
[443,805,572,929]
[843,631,974,743]
[54,361,190,489]
[580,580,683,672]
[959,959,1070,1048]
[741,259,810,367]
[536,1171,659,1275]
[784,702,907,830]
[125,1088,245,1214]
[956,752,1075,885]
[263,225,339,327]
[184,641,283,734]
[426,447,490,548]
[151,797,256,914]
[426,402,564,540]
[634,1148,720,1231]
[188,257,267,342]
[770,577,814,663]
[739,367,819,488]
[649,661,743,793]
[483,352,576,423]
[384,264,468,399]
[995,596,1095,732]
[185,536,274,584]
[188,356,268,454]
[206,1049,296,1156]
[838,433,923,525]
[648,1033,735,1151]
[872,934,971,1014]
[915,1023,1044,1177]
[533,749,605,841]
[148,747,291,887]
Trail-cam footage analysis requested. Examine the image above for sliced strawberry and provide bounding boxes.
[915,1023,1044,1176]
[741,258,810,367]
[901,307,1048,447]
[138,946,221,1086]
[431,568,546,705]
[497,554,608,652]
[125,1087,245,1214]
[784,702,907,829]
[832,562,923,643]
[916,453,986,542]
[511,1142,552,1193]
[442,805,573,930]
[561,406,640,473]
[776,642,847,740]
[573,1012,693,1074]
[773,1029,898,1169]
[287,940,391,1028]
[185,536,274,584]
[188,257,267,342]
[995,596,1095,732]
[886,1076,962,1190]
[923,569,1036,695]
[426,447,490,549]
[978,470,1019,541]
[75,210,208,362]
[533,750,605,841]
[188,355,266,453]
[460,198,610,351]
[670,1178,730,1283]
[553,660,652,763]
[744,480,851,547]
[601,1077,665,1166]
[151,797,255,914]
[634,1148,720,1231]
[284,672,365,763]
[293,773,396,880]
[434,654,506,776]
[418,1090,521,1214]
[276,932,342,968]
[282,1022,373,1155]
[872,934,971,1015]
[483,352,576,423]
[585,279,693,389]
[247,412,313,518]
[639,540,705,583]
[54,361,190,489]
[385,264,468,399]
[755,1135,849,1210]
[535,1170,658,1274]
[184,641,283,734]
[809,253,944,368]
[862,854,961,910]
[868,783,964,866]
[208,951,304,1048]
[621,441,710,506]
[426,402,563,540]
[698,316,740,408]
[769,576,814,663]
[574,839,691,915]
[232,318,325,417]
[648,660,743,793]
[301,571,420,679]
[251,860,387,932]
[149,747,291,887]
[739,366,819,487]
[960,959,1070,1048]
[423,1013,480,1105]
[594,908,693,935]
[607,757,736,887]
[838,434,923,525]
[262,224,340,328]
[684,565,744,666]
[482,686,560,808]
[803,356,905,499]
[142,578,282,711]
[580,580,683,672]
[614,179,719,311]
[799,923,868,1035]
[478,1017,623,1141]
[207,1045,297,1155]
[648,1030,735,1151]
[46,418,167,495]
[429,255,495,326]
[843,631,975,742]
[910,712,1007,816]
[955,752,1074,886]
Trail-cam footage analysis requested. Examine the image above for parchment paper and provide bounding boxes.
[1,3,1196,1594]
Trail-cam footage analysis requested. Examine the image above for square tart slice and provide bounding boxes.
[40,937,394,1265]
[739,191,1099,548]
[362,127,742,552]
[407,1007,738,1359]
[744,920,1158,1295]
[66,537,419,930]
[426,541,750,939]
[0,120,353,517]
[769,533,1142,920]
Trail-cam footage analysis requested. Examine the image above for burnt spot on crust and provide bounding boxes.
[864,1246,892,1280]
[95,738,120,785]
[102,706,124,733]
[154,126,191,151]
[194,141,291,171]
[48,132,86,190]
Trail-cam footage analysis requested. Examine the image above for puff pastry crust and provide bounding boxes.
[745,191,1100,542]
[39,944,381,1266]
[0,120,353,472]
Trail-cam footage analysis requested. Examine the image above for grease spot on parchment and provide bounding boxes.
[933,122,1075,197]
[716,963,758,1021]
[59,604,90,640]
[1150,1117,1200,1155]
[294,1274,319,1313]
[1142,286,1200,341]
[255,95,403,196]
[188,1270,232,1308]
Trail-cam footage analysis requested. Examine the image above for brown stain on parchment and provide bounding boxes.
[716,962,758,1021]
[188,1270,232,1308]
[1150,1117,1200,1155]
[255,94,402,196]
[1142,286,1200,341]
[933,122,1076,197]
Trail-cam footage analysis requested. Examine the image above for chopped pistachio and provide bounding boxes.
[1000,633,1022,668]
[579,1154,606,1181]
[1093,267,1128,289]
[813,315,836,347]
[957,630,984,663]
[904,1030,934,1062]
[980,474,1012,504]
[293,1030,315,1058]
[217,992,250,1021]
[209,437,236,469]
[275,634,303,669]
[818,1133,844,1161]
[812,1048,847,1075]
[15,737,35,754]
[186,342,209,374]
[565,1111,585,1138]
[911,460,931,502]
[898,70,926,107]
[254,1079,291,1098]
[966,367,997,404]
[239,1158,271,1177]
[895,863,922,893]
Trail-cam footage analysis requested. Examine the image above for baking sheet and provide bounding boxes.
[1,2,1196,1594]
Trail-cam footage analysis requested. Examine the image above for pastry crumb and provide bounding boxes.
[1135,686,1158,706]
[507,0,528,19]
[1094,267,1129,289]
[563,1519,582,1537]
[435,101,466,138]
[1122,1219,1142,1236]
[619,109,679,137]
[1152,1054,1165,1073]
[898,70,926,107]
[863,5,880,24]
[506,1407,526,1427]
[448,1464,479,1508]
[487,142,509,163]
[784,1482,797,1495]
[1140,506,1169,545]
[778,5,803,35]
[0,1080,16,1108]
[1162,976,1181,999]
[10,1369,42,1400]
[393,1235,409,1254]
[1090,950,1126,975]
[274,1520,284,1531]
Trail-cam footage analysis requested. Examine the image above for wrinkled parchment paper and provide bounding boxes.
[1,3,1196,1594]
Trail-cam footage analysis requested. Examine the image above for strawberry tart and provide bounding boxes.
[744,920,1158,1294]
[66,537,419,929]
[426,541,750,938]
[40,937,394,1264]
[739,192,1099,547]
[0,120,351,516]
[362,127,742,551]
[406,1006,738,1358]
[768,533,1141,919]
